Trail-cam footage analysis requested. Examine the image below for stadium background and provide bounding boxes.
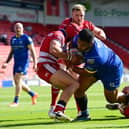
[0,0,129,87]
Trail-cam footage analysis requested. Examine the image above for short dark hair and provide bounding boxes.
[78,29,94,43]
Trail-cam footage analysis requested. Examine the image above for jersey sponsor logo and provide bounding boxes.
[45,72,49,77]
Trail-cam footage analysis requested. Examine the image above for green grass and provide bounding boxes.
[0,82,129,129]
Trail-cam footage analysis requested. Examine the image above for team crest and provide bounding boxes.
[87,59,95,64]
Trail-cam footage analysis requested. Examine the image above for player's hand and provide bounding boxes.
[33,63,37,72]
[1,63,8,69]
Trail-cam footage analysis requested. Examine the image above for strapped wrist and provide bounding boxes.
[66,53,72,61]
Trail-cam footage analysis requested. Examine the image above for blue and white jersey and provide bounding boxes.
[10,34,33,75]
[10,34,33,65]
[83,38,122,76]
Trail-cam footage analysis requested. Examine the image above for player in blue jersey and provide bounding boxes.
[70,29,129,121]
[2,22,38,107]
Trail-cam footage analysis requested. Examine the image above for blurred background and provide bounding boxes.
[0,0,129,87]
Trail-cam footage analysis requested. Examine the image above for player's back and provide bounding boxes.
[93,38,122,68]
[83,38,123,77]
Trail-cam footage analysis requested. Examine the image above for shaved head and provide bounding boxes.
[14,22,24,37]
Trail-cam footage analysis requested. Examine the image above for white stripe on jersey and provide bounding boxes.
[39,51,57,61]
[38,58,55,63]
[43,64,57,74]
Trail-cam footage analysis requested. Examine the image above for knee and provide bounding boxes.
[105,96,117,103]
[75,89,85,97]
[74,81,80,90]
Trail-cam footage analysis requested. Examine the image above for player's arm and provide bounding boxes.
[28,43,37,71]
[93,26,106,41]
[49,39,67,59]
[49,39,84,66]
[72,66,96,77]
[2,48,13,69]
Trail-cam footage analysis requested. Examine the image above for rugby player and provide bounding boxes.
[36,29,80,121]
[71,29,129,121]
[49,3,106,117]
[2,22,38,107]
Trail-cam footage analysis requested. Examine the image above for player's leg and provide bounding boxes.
[74,75,97,121]
[106,87,129,110]
[48,61,67,117]
[104,62,123,110]
[104,88,129,115]
[104,88,129,104]
[48,60,66,117]
[50,70,79,112]
[105,93,122,110]
[48,86,60,118]
[9,73,23,107]
[104,64,129,110]
[22,81,38,105]
[51,70,80,121]
[37,64,79,121]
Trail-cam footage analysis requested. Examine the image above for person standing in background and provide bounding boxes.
[1,22,38,107]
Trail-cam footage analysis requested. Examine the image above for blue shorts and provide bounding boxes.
[13,62,29,75]
[97,62,123,91]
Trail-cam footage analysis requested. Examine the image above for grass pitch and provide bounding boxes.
[0,82,129,129]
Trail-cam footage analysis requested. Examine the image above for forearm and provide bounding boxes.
[5,52,13,63]
[72,66,94,77]
[72,66,84,74]
[98,30,106,40]
[93,27,106,41]
[31,50,37,65]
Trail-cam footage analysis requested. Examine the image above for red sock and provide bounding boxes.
[51,87,60,106]
[54,104,65,113]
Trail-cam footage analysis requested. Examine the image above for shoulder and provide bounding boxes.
[59,17,72,29]
[84,20,94,24]
[11,35,15,39]
[62,17,72,23]
[22,34,33,44]
[49,31,64,42]
[22,34,31,39]
[83,20,95,30]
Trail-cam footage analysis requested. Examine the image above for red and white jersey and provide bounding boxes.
[38,31,65,65]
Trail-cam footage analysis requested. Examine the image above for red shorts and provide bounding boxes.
[37,63,60,83]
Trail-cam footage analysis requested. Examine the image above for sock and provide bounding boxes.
[51,87,60,106]
[14,96,19,103]
[54,100,66,113]
[75,95,88,115]
[28,91,35,97]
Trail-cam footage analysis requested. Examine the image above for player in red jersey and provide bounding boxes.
[36,30,80,121]
[59,4,106,41]
[49,4,107,117]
